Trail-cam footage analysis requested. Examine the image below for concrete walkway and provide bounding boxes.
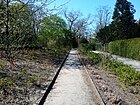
[44,49,102,105]
[93,51,140,71]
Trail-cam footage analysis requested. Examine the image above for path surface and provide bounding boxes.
[44,49,102,105]
[93,51,140,71]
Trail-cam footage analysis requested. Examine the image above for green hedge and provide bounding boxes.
[109,38,140,61]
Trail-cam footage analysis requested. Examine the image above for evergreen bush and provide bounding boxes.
[109,38,140,61]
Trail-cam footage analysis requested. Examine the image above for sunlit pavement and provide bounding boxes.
[93,51,140,71]
[44,49,97,105]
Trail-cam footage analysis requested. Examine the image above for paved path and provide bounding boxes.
[44,49,102,105]
[93,51,140,71]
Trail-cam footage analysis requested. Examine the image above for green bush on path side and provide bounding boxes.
[109,38,140,61]
[79,44,101,65]
[105,59,140,87]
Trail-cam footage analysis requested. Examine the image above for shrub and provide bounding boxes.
[105,59,140,87]
[79,45,101,64]
[86,52,102,64]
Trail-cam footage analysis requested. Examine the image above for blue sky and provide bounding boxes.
[52,0,140,20]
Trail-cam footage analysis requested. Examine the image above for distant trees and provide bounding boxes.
[95,6,111,32]
[94,6,111,45]
[96,0,138,45]
[96,26,110,45]
[64,10,81,47]
[64,10,93,47]
[64,10,81,32]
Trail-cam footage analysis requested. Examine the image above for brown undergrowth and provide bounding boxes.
[0,49,66,105]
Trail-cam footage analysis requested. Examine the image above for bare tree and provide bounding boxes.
[74,15,94,38]
[94,6,111,53]
[64,10,94,47]
[95,6,111,32]
[64,10,93,37]
[64,10,81,31]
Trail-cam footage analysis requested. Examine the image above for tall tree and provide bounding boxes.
[112,0,135,39]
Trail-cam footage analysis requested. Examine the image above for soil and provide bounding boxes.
[79,52,140,105]
[0,49,66,105]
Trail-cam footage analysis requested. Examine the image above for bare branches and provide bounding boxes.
[64,9,94,38]
[95,6,111,32]
[64,10,81,31]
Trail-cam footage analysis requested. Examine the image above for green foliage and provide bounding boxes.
[96,26,111,44]
[38,15,72,48]
[79,44,101,64]
[133,20,140,38]
[1,2,36,47]
[86,52,102,64]
[79,38,96,51]
[105,59,140,87]
[109,38,140,61]
[45,47,70,57]
[96,0,138,44]
[0,2,37,63]
[79,38,88,44]
[130,87,139,94]
[0,77,15,90]
[96,23,121,45]
[28,76,38,84]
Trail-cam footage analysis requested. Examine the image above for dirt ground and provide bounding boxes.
[1,49,140,105]
[0,50,66,105]
[80,53,140,105]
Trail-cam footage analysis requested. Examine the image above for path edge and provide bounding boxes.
[77,50,106,105]
[38,50,70,105]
